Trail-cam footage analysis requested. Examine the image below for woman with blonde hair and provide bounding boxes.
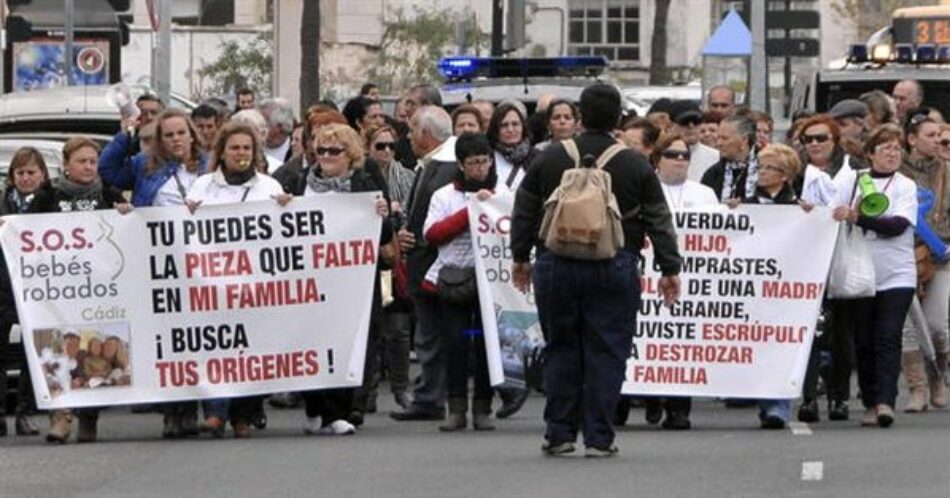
[300,122,392,435]
[99,107,209,208]
[99,108,209,438]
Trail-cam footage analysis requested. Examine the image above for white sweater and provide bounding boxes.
[186,169,284,205]
[423,179,506,285]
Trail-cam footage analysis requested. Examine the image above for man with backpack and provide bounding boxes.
[509,84,682,457]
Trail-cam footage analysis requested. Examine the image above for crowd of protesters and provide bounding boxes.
[0,77,947,458]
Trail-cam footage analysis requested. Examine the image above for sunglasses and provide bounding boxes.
[374,142,397,151]
[661,150,691,161]
[801,133,831,145]
[316,146,346,156]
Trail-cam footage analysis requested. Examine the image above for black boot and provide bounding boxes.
[797,399,819,423]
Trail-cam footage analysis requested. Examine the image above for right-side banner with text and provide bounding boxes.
[623,205,838,399]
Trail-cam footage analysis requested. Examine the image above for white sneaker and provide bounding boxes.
[319,419,356,435]
[303,417,321,435]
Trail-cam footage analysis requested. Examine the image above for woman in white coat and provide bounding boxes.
[185,122,290,438]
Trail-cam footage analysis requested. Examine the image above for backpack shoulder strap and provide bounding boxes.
[561,139,580,168]
[595,142,627,170]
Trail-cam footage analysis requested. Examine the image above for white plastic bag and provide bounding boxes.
[827,223,876,299]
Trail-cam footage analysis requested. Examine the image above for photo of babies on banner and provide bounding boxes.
[35,322,131,398]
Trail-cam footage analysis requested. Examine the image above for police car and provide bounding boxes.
[437,56,634,114]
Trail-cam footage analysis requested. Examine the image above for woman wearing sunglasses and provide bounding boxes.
[795,114,854,207]
[300,123,392,435]
[364,124,416,411]
[616,133,718,430]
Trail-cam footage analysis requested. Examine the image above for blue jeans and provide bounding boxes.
[533,250,639,450]
[203,399,229,420]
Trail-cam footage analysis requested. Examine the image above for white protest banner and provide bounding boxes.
[470,192,544,387]
[624,205,838,399]
[1,193,380,409]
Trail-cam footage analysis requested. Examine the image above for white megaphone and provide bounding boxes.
[106,83,140,133]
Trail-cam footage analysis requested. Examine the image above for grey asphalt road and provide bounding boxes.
[1,388,948,498]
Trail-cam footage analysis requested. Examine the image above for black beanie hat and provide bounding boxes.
[580,83,622,132]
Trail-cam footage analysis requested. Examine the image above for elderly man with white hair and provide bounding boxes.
[259,98,296,169]
[391,105,459,421]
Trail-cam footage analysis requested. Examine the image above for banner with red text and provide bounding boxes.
[471,195,839,398]
[0,194,380,409]
[624,205,838,398]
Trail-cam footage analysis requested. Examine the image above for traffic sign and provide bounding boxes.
[77,46,106,75]
[766,11,820,30]
[766,38,820,57]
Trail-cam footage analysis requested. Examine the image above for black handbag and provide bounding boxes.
[436,266,477,304]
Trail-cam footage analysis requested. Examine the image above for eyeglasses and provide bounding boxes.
[316,146,346,156]
[661,149,691,161]
[759,164,786,174]
[463,157,492,168]
[374,142,397,151]
[801,133,831,145]
[874,143,903,155]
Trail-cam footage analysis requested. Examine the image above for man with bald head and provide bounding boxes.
[892,79,924,123]
[392,105,459,421]
[706,85,737,118]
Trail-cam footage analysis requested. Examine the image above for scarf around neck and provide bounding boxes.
[54,176,103,201]
[307,168,354,193]
[721,148,759,201]
[496,140,532,166]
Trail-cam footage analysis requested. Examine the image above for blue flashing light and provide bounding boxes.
[895,44,914,63]
[437,56,609,81]
[848,44,868,63]
[916,44,937,63]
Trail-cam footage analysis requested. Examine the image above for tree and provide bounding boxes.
[368,4,482,94]
[649,0,672,85]
[197,32,272,98]
[831,0,939,40]
[300,1,321,116]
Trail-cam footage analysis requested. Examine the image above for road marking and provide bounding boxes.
[801,461,824,481]
[788,422,812,435]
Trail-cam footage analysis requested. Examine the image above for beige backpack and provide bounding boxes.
[538,139,627,260]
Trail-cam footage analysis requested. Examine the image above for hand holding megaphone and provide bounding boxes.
[106,83,140,135]
[857,171,890,217]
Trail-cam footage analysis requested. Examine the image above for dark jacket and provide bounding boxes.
[510,131,682,275]
[701,158,748,201]
[403,144,459,295]
[271,154,307,194]
[0,187,32,215]
[743,183,799,205]
[28,180,126,214]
